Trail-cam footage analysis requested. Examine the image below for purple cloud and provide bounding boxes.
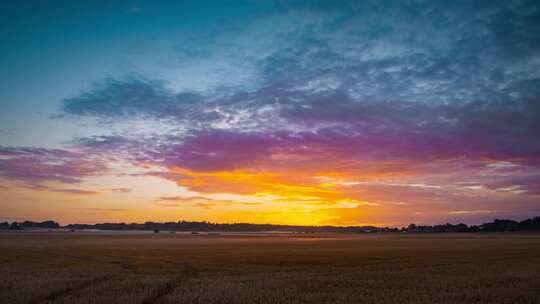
[0,146,107,186]
[483,175,540,195]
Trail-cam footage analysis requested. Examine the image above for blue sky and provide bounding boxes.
[1,1,284,145]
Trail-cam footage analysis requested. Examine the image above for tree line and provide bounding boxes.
[1,216,539,232]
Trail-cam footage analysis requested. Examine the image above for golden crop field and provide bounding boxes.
[1,232,539,304]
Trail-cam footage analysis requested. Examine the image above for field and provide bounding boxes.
[1,232,539,304]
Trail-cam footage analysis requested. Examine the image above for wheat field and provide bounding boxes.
[1,232,539,304]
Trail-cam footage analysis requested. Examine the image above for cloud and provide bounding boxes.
[483,175,540,195]
[59,1,540,170]
[76,208,128,212]
[157,195,261,209]
[109,188,132,193]
[448,210,496,215]
[45,188,102,195]
[62,77,200,120]
[0,146,107,185]
[158,196,212,202]
[67,119,538,207]
[19,184,102,195]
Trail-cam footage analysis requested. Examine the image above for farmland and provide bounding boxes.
[1,231,539,304]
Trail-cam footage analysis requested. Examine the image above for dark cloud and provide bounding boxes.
[62,77,203,121]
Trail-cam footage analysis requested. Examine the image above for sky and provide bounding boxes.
[1,0,539,226]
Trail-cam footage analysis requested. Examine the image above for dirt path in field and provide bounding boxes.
[35,253,197,304]
[40,273,118,303]
[31,254,140,304]
[140,264,198,304]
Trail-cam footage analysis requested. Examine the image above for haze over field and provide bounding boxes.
[1,1,540,226]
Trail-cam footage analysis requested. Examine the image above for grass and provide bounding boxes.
[1,232,539,303]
